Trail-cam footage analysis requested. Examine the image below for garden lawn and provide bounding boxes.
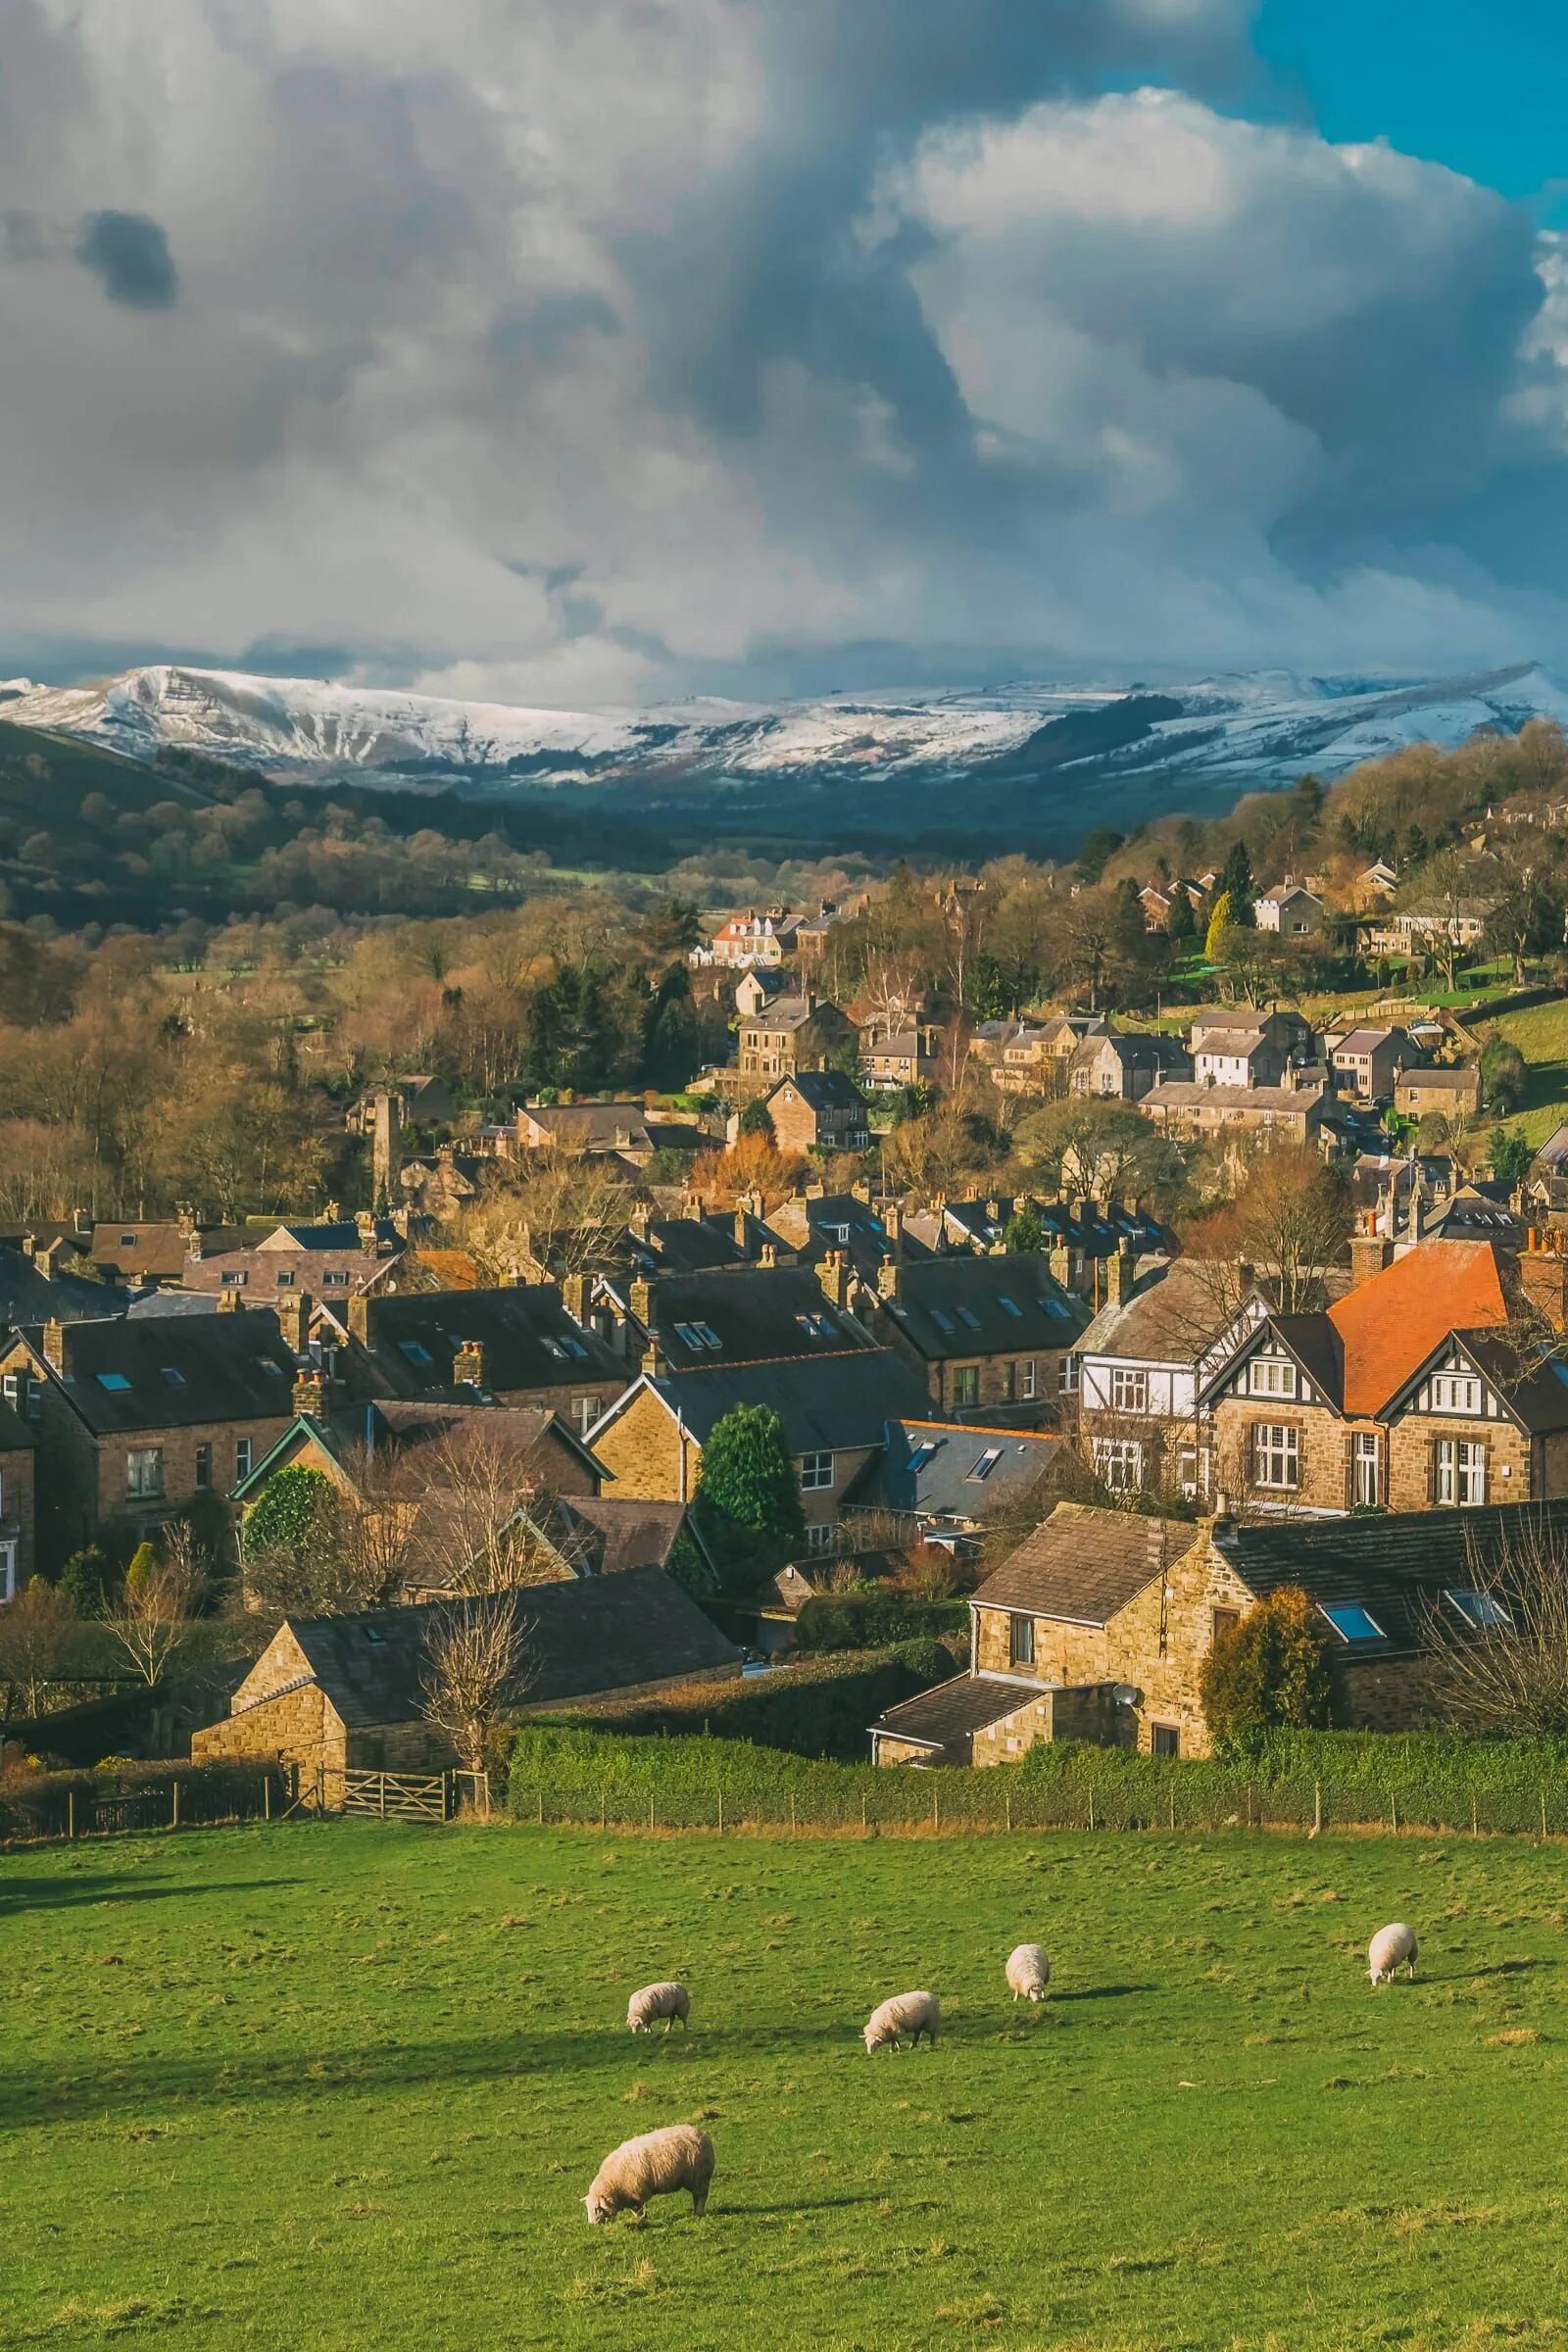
[6,1822,1568,2352]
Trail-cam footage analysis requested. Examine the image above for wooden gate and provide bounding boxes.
[339,1769,451,1823]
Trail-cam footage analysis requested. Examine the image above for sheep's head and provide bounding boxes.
[584,2188,616,2225]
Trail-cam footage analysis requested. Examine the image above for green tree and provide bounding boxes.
[737,1097,776,1143]
[1166,886,1197,946]
[1480,1035,1527,1115]
[60,1544,115,1618]
[1218,839,1256,925]
[1490,1127,1533,1187]
[1203,889,1233,959]
[1076,828,1125,886]
[1199,1587,1343,1755]
[1003,1201,1047,1253]
[243,1465,339,1570]
[124,1541,162,1595]
[692,1405,807,1593]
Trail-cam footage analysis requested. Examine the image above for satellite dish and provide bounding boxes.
[1112,1684,1143,1708]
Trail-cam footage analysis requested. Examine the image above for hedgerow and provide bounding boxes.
[793,1592,969,1651]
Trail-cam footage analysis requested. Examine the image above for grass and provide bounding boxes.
[8,1823,1568,2352]
[1490,995,1568,1148]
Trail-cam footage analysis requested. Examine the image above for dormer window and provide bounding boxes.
[1430,1372,1482,1414]
[1248,1353,1298,1398]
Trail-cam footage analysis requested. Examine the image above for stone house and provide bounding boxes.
[1140,1070,1332,1147]
[1253,882,1327,937]
[1074,1255,1268,1502]
[969,1014,1106,1096]
[734,968,792,1018]
[0,1400,37,1599]
[1069,1032,1192,1102]
[234,1398,607,1517]
[1190,1009,1311,1090]
[0,1309,301,1565]
[191,1565,742,1801]
[514,1102,659,1163]
[763,1069,871,1155]
[330,1287,629,1441]
[182,1216,414,1301]
[854,1252,1089,1421]
[869,1496,1564,1762]
[705,909,799,968]
[736,993,858,1088]
[1327,1026,1416,1103]
[861,1024,944,1092]
[586,1347,930,1556]
[599,1263,878,1380]
[1198,1238,1568,1515]
[1396,1064,1483,1122]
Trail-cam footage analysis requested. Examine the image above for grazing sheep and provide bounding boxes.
[1368,1923,1418,1985]
[627,1980,691,2034]
[863,1989,940,2053]
[585,2125,714,2224]
[1005,1943,1051,2003]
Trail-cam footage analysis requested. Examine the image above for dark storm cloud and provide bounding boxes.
[0,0,1564,698]
[74,210,177,308]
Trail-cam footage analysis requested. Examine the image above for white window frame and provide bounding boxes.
[126,1446,164,1499]
[1019,1357,1037,1400]
[1094,1437,1144,1494]
[1431,1372,1483,1415]
[803,1521,835,1555]
[1352,1431,1380,1508]
[1436,1438,1487,1506]
[1249,1354,1298,1399]
[1110,1367,1150,1414]
[0,1539,14,1605]
[800,1450,835,1492]
[235,1437,253,1481]
[1251,1423,1299,1491]
[1058,1355,1080,1396]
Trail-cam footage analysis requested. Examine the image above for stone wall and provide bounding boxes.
[591,1391,701,1501]
[0,1440,36,1584]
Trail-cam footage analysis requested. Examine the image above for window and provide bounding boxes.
[1434,1439,1487,1506]
[1094,1438,1144,1493]
[1352,1431,1380,1508]
[1211,1606,1241,1645]
[906,1441,938,1474]
[929,1308,956,1336]
[235,1438,253,1480]
[0,1540,14,1605]
[1110,1367,1149,1414]
[1020,1358,1038,1400]
[160,1366,186,1389]
[1248,1354,1298,1398]
[96,1372,132,1394]
[1178,1446,1211,1500]
[999,1296,1022,1319]
[804,1522,835,1555]
[126,1446,164,1498]
[398,1340,434,1366]
[1446,1588,1512,1629]
[1009,1614,1036,1669]
[1320,1603,1385,1644]
[956,1305,982,1333]
[1251,1423,1299,1490]
[195,1444,213,1492]
[967,1448,1003,1482]
[1058,1355,1079,1396]
[800,1450,834,1492]
[1151,1724,1181,1758]
[119,1234,137,1250]
[275,1269,296,1287]
[952,1365,980,1408]
[795,1313,837,1342]
[1431,1372,1482,1414]
[220,1270,247,1288]
[322,1270,349,1289]
[574,1396,598,1436]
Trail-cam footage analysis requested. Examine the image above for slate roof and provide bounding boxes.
[355,1287,626,1400]
[1075,1259,1236,1365]
[768,1069,869,1116]
[868,1673,1026,1762]
[973,1502,1199,1625]
[1215,1501,1568,1661]
[0,1246,127,1328]
[641,1266,875,1371]
[24,1310,299,1436]
[1144,1080,1327,1114]
[549,1496,695,1577]
[185,1247,397,1297]
[519,1102,656,1152]
[124,1291,220,1319]
[873,1420,1062,1522]
[875,1253,1089,1359]
[618,1347,931,1456]
[270,1565,740,1729]
[628,1215,762,1275]
[0,1396,37,1453]
[1396,1065,1480,1092]
[90,1222,229,1281]
[367,1398,607,1477]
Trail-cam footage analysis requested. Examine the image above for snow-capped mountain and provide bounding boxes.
[6,661,1566,833]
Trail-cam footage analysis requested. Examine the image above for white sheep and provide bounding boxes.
[627,1980,691,2034]
[1005,1943,1051,2002]
[584,2125,714,2224]
[1368,1923,1418,1985]
[863,1989,941,2053]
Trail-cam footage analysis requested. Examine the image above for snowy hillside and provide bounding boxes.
[5,660,1565,833]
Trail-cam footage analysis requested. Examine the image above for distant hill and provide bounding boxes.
[7,659,1567,852]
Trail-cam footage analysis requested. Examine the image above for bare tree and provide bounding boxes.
[1182,1146,1350,1320]
[103,1527,206,1688]
[0,1578,81,1716]
[454,1146,632,1283]
[419,1592,534,1773]
[406,1422,584,1595]
[1418,1516,1568,1737]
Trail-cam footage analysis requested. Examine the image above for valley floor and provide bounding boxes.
[5,1822,1568,2352]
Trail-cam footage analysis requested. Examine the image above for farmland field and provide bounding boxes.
[7,1821,1568,2352]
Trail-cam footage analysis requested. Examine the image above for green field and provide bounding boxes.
[7,1822,1568,2352]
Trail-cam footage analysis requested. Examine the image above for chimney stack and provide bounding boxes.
[41,1318,66,1375]
[1106,1240,1136,1309]
[561,1272,590,1325]
[1349,1207,1393,1287]
[453,1338,488,1392]
[292,1368,326,1419]
[630,1276,657,1335]
[876,1260,902,1301]
[274,1291,312,1356]
[817,1249,851,1311]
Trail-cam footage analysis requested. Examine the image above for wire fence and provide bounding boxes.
[510,1774,1568,1840]
[0,1766,292,1846]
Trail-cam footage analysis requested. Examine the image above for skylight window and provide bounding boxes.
[363,1625,385,1645]
[1043,1297,1071,1319]
[160,1367,186,1388]
[929,1307,955,1334]
[999,1296,1022,1318]
[956,1306,982,1332]
[1446,1588,1512,1630]
[1319,1604,1385,1644]
[795,1312,836,1341]
[96,1371,131,1392]
[966,1448,1003,1482]
[398,1340,434,1366]
[906,1442,938,1473]
[673,1321,722,1351]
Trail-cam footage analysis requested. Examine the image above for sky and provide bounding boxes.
[1,0,1565,707]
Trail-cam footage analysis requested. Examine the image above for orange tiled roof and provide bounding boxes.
[1328,1240,1510,1416]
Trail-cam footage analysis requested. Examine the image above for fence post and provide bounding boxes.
[537,1789,545,1828]
[316,1764,324,1816]
[1542,1788,1548,1845]
[790,1792,797,1835]
[379,1772,387,1823]
[860,1793,867,1834]
[67,1788,75,1840]
[648,1794,655,1833]
[1004,1788,1011,1834]
[1313,1781,1322,1838]
[264,1774,271,1824]
[932,1786,940,1834]
[172,1779,180,1831]
[716,1790,724,1836]
[1471,1792,1479,1838]
[1168,1788,1176,1834]
[1088,1788,1096,1833]
[1390,1790,1398,1836]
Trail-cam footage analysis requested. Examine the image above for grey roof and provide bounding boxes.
[639,1347,930,1454]
[1144,1080,1327,1113]
[974,1502,1198,1624]
[0,1246,127,1328]
[1075,1259,1233,1365]
[24,1309,299,1435]
[0,1396,36,1452]
[876,1253,1088,1359]
[768,1068,869,1116]
[280,1566,740,1729]
[548,1496,695,1577]
[1216,1501,1568,1660]
[124,1290,220,1319]
[874,1420,1061,1521]
[356,1286,625,1400]
[869,1673,1024,1761]
[641,1266,874,1371]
